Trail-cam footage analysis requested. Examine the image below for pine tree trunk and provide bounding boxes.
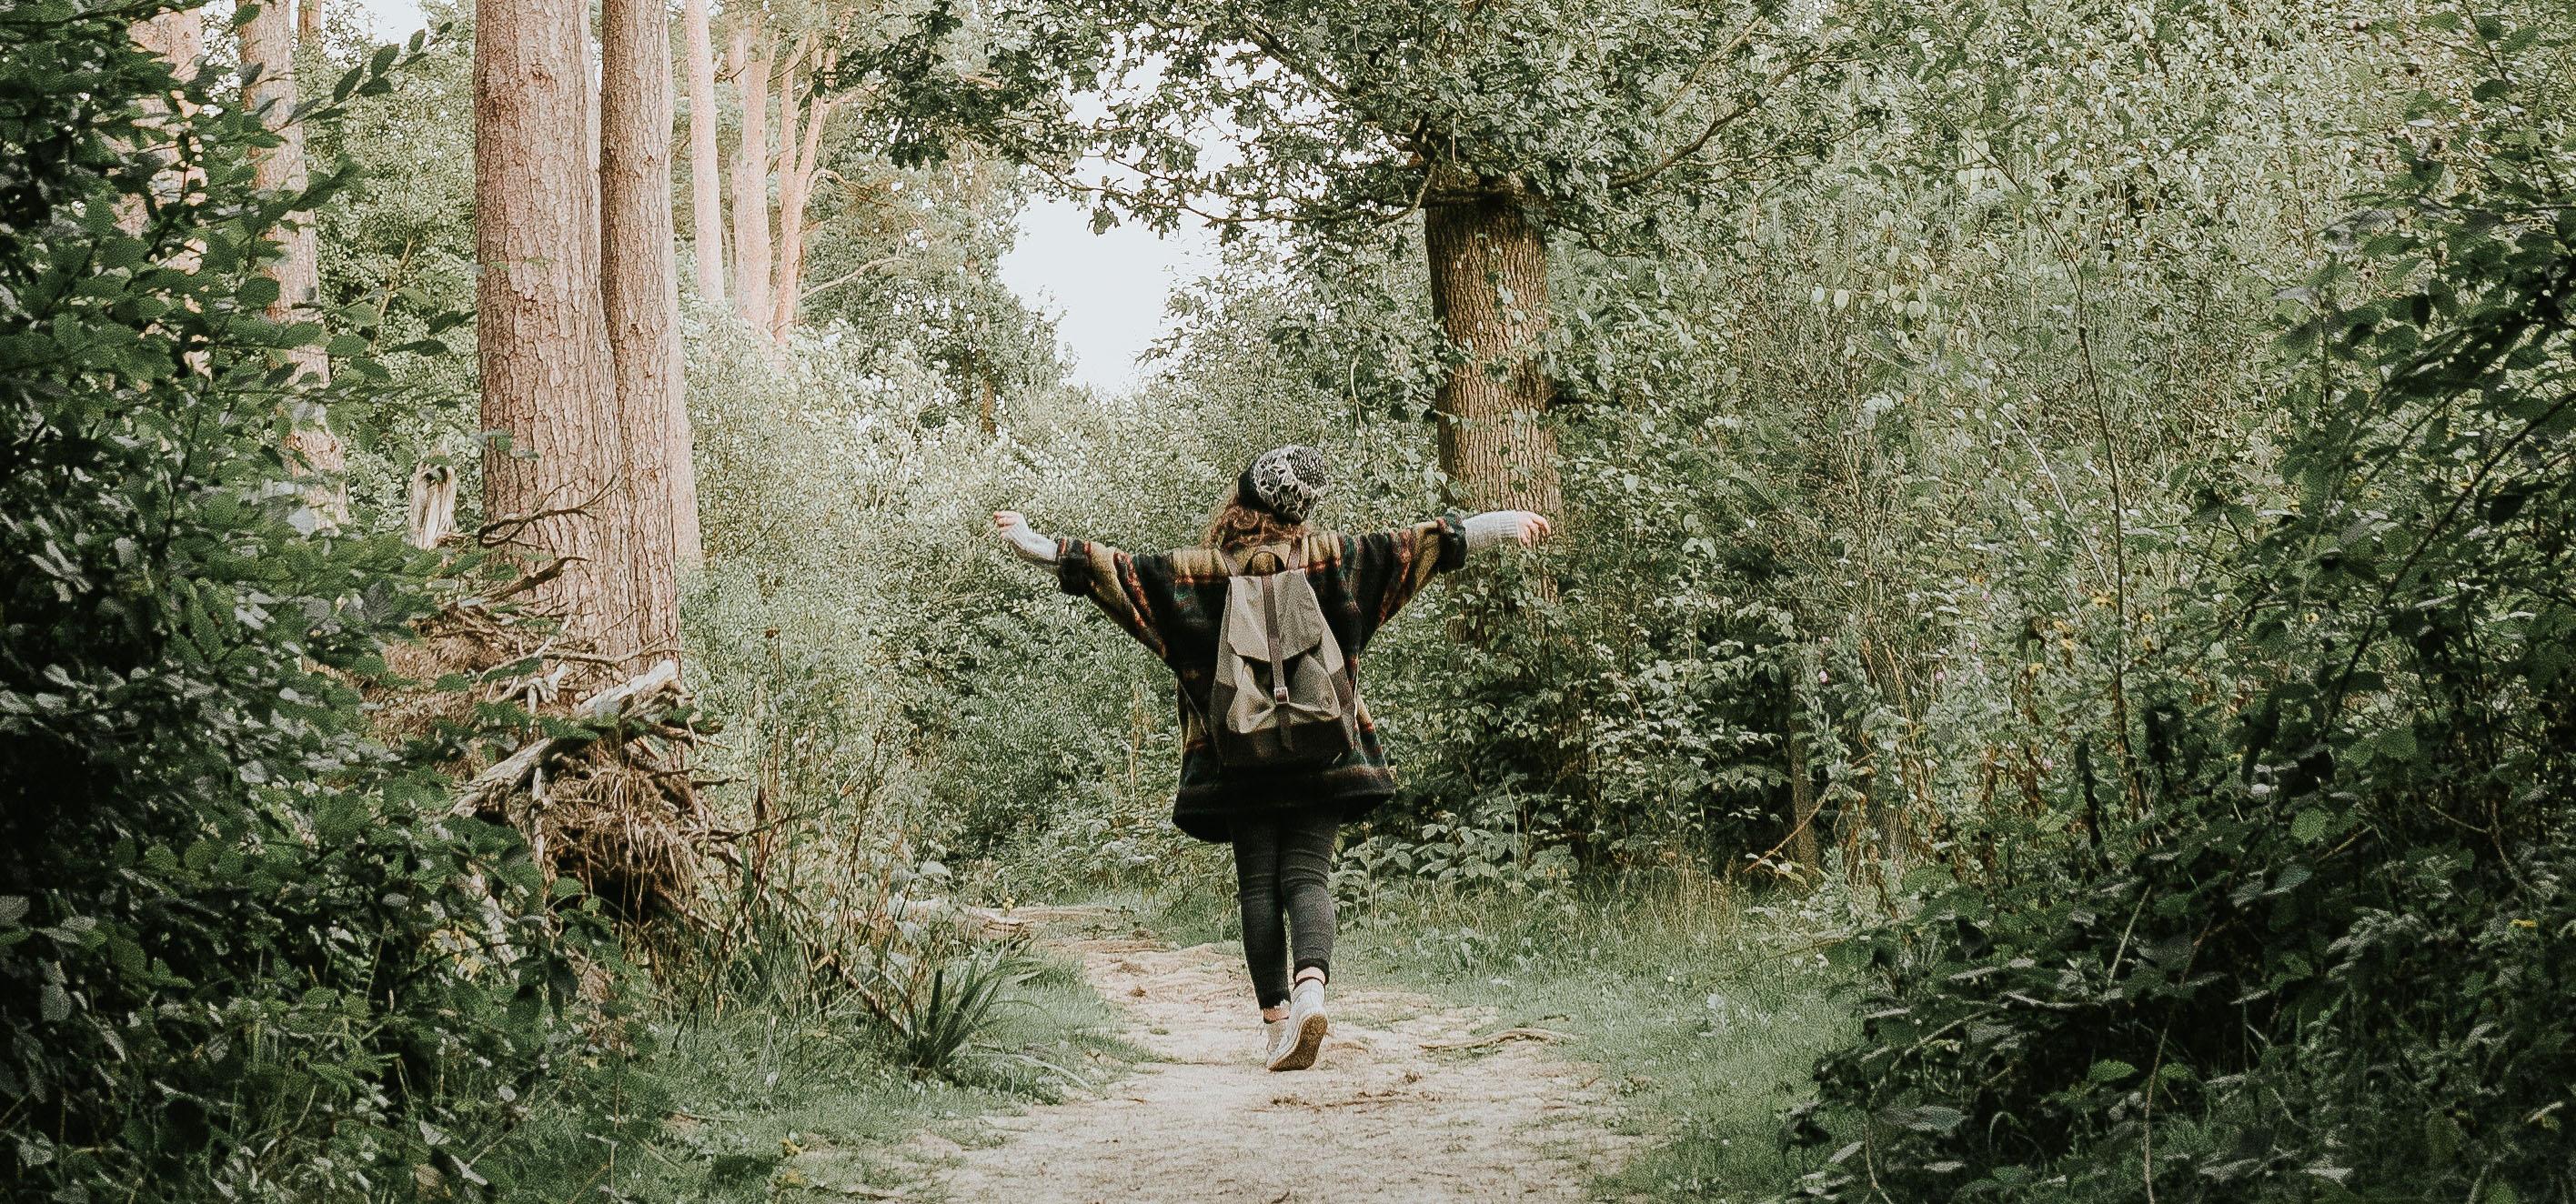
[477,0,639,667]
[599,0,692,664]
[242,0,349,527]
[1423,189,1565,517]
[127,7,205,236]
[725,29,773,330]
[297,0,320,45]
[680,0,724,306]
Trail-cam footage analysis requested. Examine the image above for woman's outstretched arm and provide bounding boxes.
[991,510,1058,565]
[1460,509,1554,552]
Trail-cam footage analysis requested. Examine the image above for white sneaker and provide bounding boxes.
[1267,979,1328,1071]
[1261,1017,1289,1064]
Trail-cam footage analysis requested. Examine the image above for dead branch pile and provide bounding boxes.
[372,539,719,928]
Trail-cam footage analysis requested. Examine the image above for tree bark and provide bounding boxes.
[725,29,774,330]
[599,0,694,664]
[127,6,205,236]
[769,44,826,337]
[297,0,320,45]
[477,0,639,667]
[680,0,725,306]
[1786,709,1821,873]
[1422,188,1565,517]
[131,5,203,79]
[241,0,349,527]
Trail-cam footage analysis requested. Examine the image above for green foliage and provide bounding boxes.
[1789,8,2576,1199]
[0,5,592,1198]
[878,0,1882,247]
[305,0,480,532]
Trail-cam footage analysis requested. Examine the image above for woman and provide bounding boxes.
[991,445,1552,1071]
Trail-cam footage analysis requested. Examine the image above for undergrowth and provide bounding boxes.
[478,940,1134,1200]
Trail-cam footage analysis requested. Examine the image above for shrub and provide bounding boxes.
[0,8,587,1197]
[1788,15,2576,1199]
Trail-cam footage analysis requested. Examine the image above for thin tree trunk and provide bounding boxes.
[1786,709,1820,873]
[477,0,639,667]
[242,0,349,527]
[1423,188,1565,517]
[725,28,773,330]
[680,0,724,306]
[769,44,824,337]
[599,0,691,665]
[977,372,997,437]
[297,0,320,45]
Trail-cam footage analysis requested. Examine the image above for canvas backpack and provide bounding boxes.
[1206,541,1360,769]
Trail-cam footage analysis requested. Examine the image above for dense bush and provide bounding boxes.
[1791,11,2576,1199]
[0,7,588,1197]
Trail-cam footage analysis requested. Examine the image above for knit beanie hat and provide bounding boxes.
[1238,445,1330,523]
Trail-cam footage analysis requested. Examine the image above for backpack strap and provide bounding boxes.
[1262,549,1291,704]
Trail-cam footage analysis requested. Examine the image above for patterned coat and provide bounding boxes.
[1054,516,1468,843]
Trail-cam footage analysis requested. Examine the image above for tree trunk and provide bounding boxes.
[680,0,724,306]
[977,371,997,437]
[599,0,693,665]
[1422,189,1565,517]
[297,0,320,45]
[769,45,825,338]
[241,0,349,527]
[407,463,458,548]
[725,29,773,330]
[127,6,205,235]
[131,5,203,79]
[477,0,639,667]
[1786,708,1820,873]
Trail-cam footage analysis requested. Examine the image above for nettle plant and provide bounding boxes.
[0,6,589,1198]
[1788,8,2576,1201]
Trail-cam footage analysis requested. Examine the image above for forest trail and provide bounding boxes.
[900,906,1635,1202]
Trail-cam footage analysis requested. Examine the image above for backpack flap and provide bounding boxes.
[1209,549,1358,768]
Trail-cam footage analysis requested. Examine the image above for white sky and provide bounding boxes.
[355,0,1214,394]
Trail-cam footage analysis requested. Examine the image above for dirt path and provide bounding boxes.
[904,906,1634,1203]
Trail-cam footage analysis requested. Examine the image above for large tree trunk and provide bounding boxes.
[241,0,349,527]
[599,0,694,664]
[477,0,639,667]
[127,6,205,238]
[680,0,725,306]
[725,29,774,331]
[1422,190,1565,517]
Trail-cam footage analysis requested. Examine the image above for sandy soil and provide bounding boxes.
[899,907,1635,1203]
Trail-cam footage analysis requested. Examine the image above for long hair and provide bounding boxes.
[1202,493,1307,554]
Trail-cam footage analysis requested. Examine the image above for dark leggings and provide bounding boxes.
[1232,810,1339,1009]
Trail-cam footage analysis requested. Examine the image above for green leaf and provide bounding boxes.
[2290,810,2332,844]
[2088,1059,2138,1084]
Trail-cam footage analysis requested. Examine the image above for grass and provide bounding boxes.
[474,943,1140,1201]
[1148,868,1855,1202]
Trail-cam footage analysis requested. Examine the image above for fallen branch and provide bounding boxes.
[1418,1027,1575,1051]
[448,660,682,818]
